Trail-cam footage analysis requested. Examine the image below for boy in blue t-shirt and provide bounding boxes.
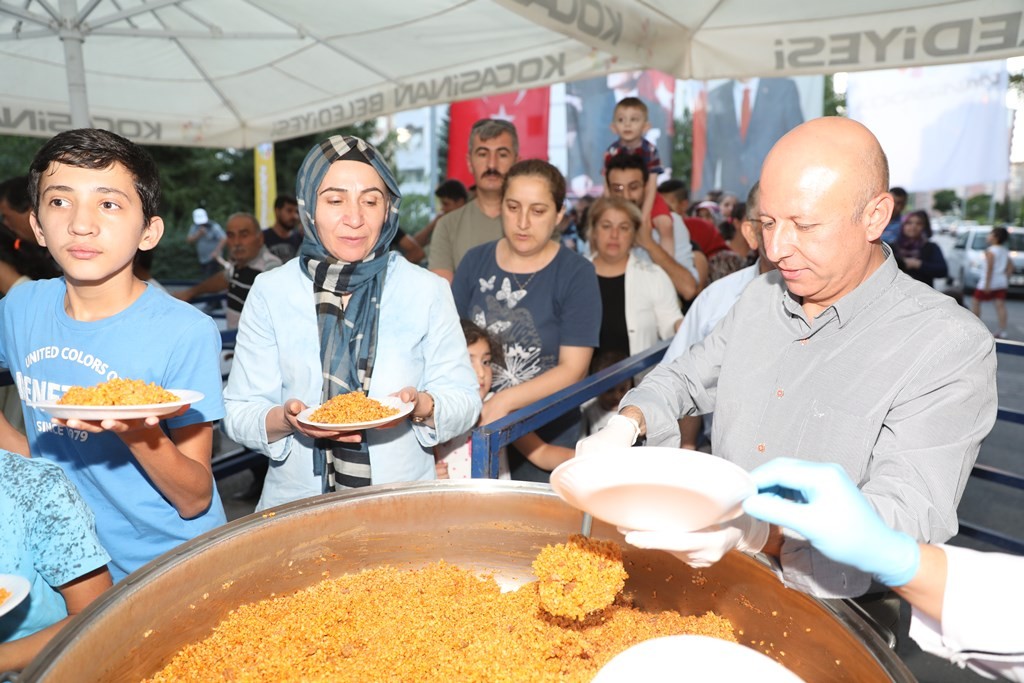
[1,451,111,671]
[0,128,227,581]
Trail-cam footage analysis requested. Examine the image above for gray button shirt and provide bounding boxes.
[622,247,997,597]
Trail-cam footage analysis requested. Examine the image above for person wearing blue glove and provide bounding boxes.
[744,458,1024,682]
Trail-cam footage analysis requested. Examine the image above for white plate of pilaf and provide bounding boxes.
[297,392,413,430]
[0,574,31,618]
[29,378,203,421]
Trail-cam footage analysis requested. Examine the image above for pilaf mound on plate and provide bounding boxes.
[58,378,179,406]
[143,547,736,682]
[309,391,398,424]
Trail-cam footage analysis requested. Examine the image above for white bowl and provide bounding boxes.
[593,635,805,682]
[551,447,756,532]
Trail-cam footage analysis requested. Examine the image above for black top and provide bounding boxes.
[597,273,629,355]
[890,240,949,288]
[262,228,302,262]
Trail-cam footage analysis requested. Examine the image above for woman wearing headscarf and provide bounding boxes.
[223,136,480,509]
[890,210,948,288]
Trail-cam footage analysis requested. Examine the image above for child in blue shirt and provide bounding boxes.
[0,128,227,582]
[1,451,111,671]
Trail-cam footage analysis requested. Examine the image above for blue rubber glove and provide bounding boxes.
[742,458,921,587]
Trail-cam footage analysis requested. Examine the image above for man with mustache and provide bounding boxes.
[429,119,519,283]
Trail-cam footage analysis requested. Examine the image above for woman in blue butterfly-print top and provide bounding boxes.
[453,159,601,482]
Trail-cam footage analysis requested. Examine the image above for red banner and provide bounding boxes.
[447,88,550,188]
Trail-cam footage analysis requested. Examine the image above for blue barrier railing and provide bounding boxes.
[957,338,1024,553]
[469,338,1024,555]
[469,340,670,478]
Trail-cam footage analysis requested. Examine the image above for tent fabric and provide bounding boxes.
[1,0,1022,148]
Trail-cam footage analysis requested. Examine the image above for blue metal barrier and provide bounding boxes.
[958,339,1024,554]
[469,338,1024,555]
[469,340,670,478]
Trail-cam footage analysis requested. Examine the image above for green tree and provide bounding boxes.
[0,134,42,180]
[671,110,693,186]
[932,189,959,214]
[964,193,992,222]
[400,193,433,236]
[436,109,450,181]
[823,75,846,117]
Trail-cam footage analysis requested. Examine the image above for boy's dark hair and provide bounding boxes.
[889,186,908,200]
[589,348,628,375]
[730,200,747,222]
[29,128,161,224]
[605,153,648,184]
[460,319,504,368]
[0,176,32,212]
[274,195,297,210]
[435,179,469,203]
[658,178,688,203]
[718,220,736,242]
[614,97,649,119]
[991,227,1009,245]
[503,159,566,211]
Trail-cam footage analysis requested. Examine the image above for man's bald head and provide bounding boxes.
[758,117,893,318]
[763,117,889,223]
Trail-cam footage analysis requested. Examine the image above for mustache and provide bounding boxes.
[482,168,504,178]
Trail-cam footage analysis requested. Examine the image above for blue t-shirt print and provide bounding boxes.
[453,242,601,394]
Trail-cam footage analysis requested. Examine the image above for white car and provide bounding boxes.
[948,226,1024,292]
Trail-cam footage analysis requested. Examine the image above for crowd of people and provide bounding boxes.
[0,97,1020,680]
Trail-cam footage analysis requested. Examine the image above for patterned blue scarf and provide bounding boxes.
[295,136,401,491]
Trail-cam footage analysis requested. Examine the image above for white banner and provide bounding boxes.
[846,61,1010,191]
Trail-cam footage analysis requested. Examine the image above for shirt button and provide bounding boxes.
[757,443,766,453]
[776,389,784,398]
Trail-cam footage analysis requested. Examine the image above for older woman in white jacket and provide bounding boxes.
[588,196,682,356]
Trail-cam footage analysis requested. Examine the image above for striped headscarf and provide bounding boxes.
[295,136,401,491]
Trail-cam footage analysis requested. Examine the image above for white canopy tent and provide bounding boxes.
[1,0,1022,148]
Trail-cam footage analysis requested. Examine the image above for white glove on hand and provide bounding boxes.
[621,514,769,569]
[575,414,640,458]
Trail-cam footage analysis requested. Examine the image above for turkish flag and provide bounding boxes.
[447,88,550,188]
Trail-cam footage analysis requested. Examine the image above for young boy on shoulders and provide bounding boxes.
[604,97,665,249]
[0,128,227,582]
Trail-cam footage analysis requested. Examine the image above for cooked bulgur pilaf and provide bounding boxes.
[58,378,179,406]
[309,391,398,424]
[533,534,628,622]
[143,558,736,682]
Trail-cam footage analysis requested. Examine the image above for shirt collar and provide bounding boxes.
[830,244,898,328]
[778,244,897,327]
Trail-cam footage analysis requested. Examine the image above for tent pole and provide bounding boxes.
[59,0,90,128]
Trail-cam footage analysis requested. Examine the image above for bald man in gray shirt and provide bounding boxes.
[581,117,997,598]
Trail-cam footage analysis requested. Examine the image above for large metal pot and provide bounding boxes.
[21,481,915,682]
